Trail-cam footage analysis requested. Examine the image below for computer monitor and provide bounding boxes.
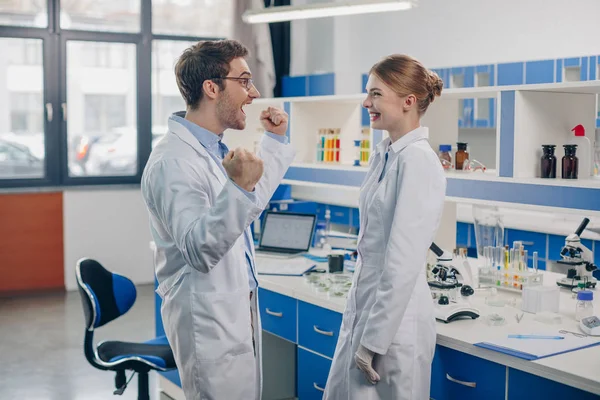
[258,211,317,253]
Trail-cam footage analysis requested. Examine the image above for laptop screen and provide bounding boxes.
[259,212,316,252]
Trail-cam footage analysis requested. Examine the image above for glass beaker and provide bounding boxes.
[472,205,505,258]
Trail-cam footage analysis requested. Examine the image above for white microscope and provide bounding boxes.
[428,243,480,323]
[556,218,598,290]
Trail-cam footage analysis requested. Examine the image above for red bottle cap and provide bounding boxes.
[571,124,585,137]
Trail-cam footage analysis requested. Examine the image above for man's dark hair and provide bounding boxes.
[174,40,249,110]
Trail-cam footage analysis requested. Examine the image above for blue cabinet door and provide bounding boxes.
[508,368,600,399]
[297,347,332,400]
[431,345,505,400]
[258,288,297,343]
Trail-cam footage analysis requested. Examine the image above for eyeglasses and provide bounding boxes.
[210,77,254,90]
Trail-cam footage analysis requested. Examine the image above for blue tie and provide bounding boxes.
[378,151,389,182]
[218,140,229,159]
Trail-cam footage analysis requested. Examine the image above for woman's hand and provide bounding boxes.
[354,344,380,384]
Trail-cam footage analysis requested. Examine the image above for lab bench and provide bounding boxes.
[156,258,600,400]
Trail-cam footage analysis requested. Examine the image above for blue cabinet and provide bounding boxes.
[298,301,343,358]
[431,345,505,400]
[259,288,297,343]
[508,368,600,399]
[297,347,332,400]
[282,76,307,97]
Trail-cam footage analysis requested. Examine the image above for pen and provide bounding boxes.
[508,334,564,340]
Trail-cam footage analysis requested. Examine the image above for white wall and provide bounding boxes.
[292,0,600,89]
[63,188,154,291]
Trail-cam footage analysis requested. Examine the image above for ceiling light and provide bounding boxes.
[242,0,417,24]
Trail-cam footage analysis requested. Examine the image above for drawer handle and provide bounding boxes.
[446,373,476,388]
[520,241,534,246]
[313,382,325,392]
[314,325,334,336]
[266,308,283,317]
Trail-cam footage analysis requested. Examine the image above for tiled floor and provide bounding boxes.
[0,284,164,400]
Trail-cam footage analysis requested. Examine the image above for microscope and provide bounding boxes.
[428,242,480,323]
[556,218,598,289]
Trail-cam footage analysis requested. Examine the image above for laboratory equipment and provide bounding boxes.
[328,253,344,273]
[472,205,504,258]
[556,217,598,289]
[438,144,452,169]
[569,124,592,178]
[562,144,579,179]
[428,242,480,323]
[559,329,587,338]
[521,285,560,314]
[316,129,325,162]
[455,142,469,170]
[594,128,600,178]
[540,144,557,178]
[575,290,594,322]
[360,127,371,165]
[579,316,600,336]
[485,313,506,326]
[479,242,543,292]
[462,159,487,172]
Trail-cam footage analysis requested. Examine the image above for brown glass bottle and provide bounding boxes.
[455,142,469,170]
[540,145,557,178]
[562,144,579,179]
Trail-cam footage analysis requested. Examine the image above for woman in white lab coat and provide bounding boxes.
[324,55,447,400]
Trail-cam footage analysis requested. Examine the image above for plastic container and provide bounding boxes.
[562,144,579,179]
[575,290,594,322]
[455,142,469,170]
[540,144,557,178]
[569,125,591,178]
[438,144,452,169]
[314,221,327,248]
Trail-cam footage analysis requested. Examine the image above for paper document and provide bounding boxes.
[256,257,316,276]
[475,331,600,360]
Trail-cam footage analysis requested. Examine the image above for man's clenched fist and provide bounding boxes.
[260,106,288,136]
[222,148,264,192]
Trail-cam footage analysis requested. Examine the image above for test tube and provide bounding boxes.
[523,250,528,272]
[533,251,538,272]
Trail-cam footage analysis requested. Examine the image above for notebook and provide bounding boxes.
[256,257,317,276]
[474,331,600,360]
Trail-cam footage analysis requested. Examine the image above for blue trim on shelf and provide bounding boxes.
[556,59,563,83]
[564,57,580,67]
[446,179,600,212]
[581,57,589,81]
[525,60,554,84]
[497,62,524,85]
[284,166,367,187]
[590,56,597,80]
[282,76,307,97]
[308,73,335,96]
[499,91,515,177]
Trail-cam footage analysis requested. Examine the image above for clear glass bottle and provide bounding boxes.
[562,144,579,179]
[455,142,469,170]
[438,144,452,169]
[540,144,557,178]
[575,290,594,322]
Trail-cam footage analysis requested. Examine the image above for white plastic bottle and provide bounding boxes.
[569,125,592,178]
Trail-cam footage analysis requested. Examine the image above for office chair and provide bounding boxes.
[76,258,177,400]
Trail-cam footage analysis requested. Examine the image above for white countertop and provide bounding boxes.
[256,255,600,395]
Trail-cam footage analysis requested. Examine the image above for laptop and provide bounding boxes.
[255,211,317,259]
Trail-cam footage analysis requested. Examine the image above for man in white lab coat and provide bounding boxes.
[141,40,295,400]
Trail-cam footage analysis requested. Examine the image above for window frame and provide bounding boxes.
[0,0,225,189]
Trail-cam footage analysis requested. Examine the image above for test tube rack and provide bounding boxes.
[478,243,544,292]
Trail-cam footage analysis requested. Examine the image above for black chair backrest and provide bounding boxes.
[76,258,137,331]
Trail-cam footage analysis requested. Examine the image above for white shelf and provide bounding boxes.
[444,170,600,189]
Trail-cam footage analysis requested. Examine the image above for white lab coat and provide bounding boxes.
[324,127,446,400]
[141,118,295,400]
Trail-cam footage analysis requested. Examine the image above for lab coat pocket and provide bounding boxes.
[192,288,253,361]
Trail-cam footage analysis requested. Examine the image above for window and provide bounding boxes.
[84,95,127,132]
[10,93,44,133]
[0,0,48,28]
[60,0,141,32]
[151,40,192,148]
[67,41,137,177]
[152,0,233,37]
